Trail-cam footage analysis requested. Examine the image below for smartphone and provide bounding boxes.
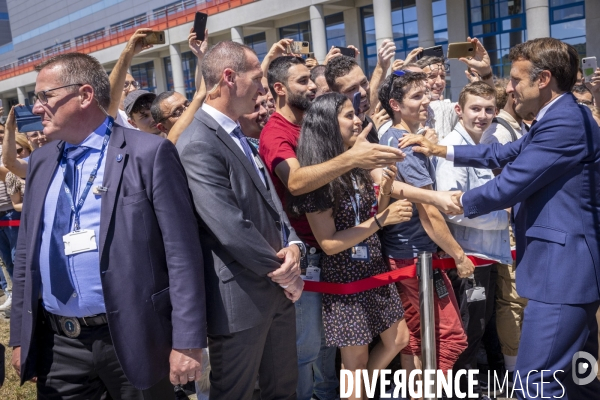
[289,41,310,54]
[582,57,597,83]
[447,42,475,59]
[144,31,165,45]
[14,105,43,133]
[352,92,361,115]
[417,45,444,60]
[335,46,355,58]
[194,12,208,41]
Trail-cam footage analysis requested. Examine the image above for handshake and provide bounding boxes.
[431,190,464,216]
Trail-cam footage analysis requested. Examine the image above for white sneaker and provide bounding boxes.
[0,293,12,311]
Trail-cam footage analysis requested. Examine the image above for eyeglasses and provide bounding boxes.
[578,100,594,106]
[124,80,141,90]
[158,101,189,123]
[33,83,83,105]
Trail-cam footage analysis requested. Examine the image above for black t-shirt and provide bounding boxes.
[363,116,380,144]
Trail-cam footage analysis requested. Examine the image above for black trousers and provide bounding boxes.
[35,315,174,400]
[449,263,498,398]
[207,293,298,400]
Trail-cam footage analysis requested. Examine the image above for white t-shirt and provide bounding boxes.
[116,109,137,129]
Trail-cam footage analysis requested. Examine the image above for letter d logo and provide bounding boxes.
[572,351,598,386]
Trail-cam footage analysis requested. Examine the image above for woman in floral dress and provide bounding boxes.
[290,93,414,399]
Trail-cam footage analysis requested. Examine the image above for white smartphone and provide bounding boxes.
[582,57,597,83]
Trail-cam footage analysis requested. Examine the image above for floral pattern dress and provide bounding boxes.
[302,184,404,347]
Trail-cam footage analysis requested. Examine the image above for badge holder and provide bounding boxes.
[466,276,486,303]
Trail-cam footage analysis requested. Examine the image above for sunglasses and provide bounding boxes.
[16,147,24,155]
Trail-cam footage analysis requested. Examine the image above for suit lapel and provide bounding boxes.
[214,125,278,213]
[99,127,127,263]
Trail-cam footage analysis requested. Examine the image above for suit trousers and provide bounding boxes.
[35,314,174,400]
[207,291,298,400]
[515,299,600,399]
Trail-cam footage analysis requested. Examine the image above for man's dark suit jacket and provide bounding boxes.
[9,125,207,389]
[455,93,600,304]
[176,108,300,336]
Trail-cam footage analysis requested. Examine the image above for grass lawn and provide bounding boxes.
[1,314,36,399]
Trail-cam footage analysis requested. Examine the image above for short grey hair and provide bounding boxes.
[35,52,111,110]
[201,41,256,90]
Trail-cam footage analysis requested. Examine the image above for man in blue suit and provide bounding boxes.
[400,38,600,398]
[10,52,206,399]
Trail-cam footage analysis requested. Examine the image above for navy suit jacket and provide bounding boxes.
[455,93,600,304]
[9,125,207,389]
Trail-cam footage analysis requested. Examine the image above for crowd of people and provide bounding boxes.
[0,26,599,400]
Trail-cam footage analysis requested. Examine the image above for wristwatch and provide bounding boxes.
[291,242,307,259]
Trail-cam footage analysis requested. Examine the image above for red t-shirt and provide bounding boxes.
[259,112,319,249]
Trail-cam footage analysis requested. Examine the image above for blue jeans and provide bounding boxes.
[313,335,339,400]
[295,291,339,400]
[0,210,19,293]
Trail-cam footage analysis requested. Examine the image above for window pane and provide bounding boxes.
[550,19,586,40]
[391,8,404,25]
[553,5,584,22]
[403,21,418,37]
[471,7,482,23]
[432,0,446,17]
[434,30,448,44]
[502,16,523,32]
[403,5,417,22]
[325,12,344,26]
[433,15,447,31]
[551,0,581,6]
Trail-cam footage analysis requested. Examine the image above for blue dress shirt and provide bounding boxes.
[39,118,110,317]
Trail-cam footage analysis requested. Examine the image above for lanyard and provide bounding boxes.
[61,118,113,231]
[349,178,361,227]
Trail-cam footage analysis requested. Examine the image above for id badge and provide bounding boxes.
[305,266,321,282]
[63,229,98,256]
[466,286,486,302]
[350,242,370,261]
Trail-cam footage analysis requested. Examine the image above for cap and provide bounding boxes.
[124,90,157,116]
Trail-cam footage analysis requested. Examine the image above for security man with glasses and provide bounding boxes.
[10,52,207,399]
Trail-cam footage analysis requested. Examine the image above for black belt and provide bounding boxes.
[42,309,108,338]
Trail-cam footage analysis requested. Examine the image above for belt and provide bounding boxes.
[42,308,108,338]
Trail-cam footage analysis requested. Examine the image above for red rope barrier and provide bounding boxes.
[0,220,20,227]
[304,255,499,295]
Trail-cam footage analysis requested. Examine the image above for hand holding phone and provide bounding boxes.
[335,46,356,58]
[582,57,598,83]
[143,31,165,46]
[447,42,475,59]
[194,12,208,41]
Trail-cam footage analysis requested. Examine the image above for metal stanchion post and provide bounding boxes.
[417,251,436,400]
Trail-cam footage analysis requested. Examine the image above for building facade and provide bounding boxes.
[0,0,597,110]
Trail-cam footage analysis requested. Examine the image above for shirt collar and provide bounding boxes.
[454,122,476,145]
[536,93,565,122]
[65,116,111,151]
[202,103,239,134]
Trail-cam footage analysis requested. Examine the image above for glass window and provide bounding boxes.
[245,32,268,61]
[182,52,197,100]
[361,0,447,77]
[280,22,312,46]
[131,61,156,93]
[164,57,173,92]
[550,0,585,58]
[468,0,526,77]
[326,13,346,49]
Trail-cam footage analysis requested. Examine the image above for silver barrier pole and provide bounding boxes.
[418,251,436,400]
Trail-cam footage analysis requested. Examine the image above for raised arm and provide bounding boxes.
[107,29,153,118]
[368,40,396,116]
[2,106,28,178]
[261,39,294,77]
[275,125,405,196]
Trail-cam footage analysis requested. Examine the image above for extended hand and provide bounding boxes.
[267,39,294,59]
[431,191,464,215]
[269,244,301,285]
[379,199,413,226]
[347,124,406,169]
[455,255,475,278]
[380,164,398,196]
[188,27,209,60]
[169,348,203,385]
[377,39,396,70]
[423,128,438,145]
[6,104,23,133]
[585,67,600,97]
[283,276,304,303]
[459,37,492,78]
[404,47,423,65]
[371,103,390,131]
[124,28,154,56]
[398,133,444,158]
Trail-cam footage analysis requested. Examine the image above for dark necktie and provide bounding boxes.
[49,146,89,304]
[231,126,264,185]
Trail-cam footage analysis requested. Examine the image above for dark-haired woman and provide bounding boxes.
[376,70,468,383]
[291,93,412,399]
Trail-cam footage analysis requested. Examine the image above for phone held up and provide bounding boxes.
[582,57,597,83]
[143,31,165,46]
[194,12,208,41]
[447,42,475,59]
[288,41,310,55]
[335,46,356,58]
[416,45,444,60]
